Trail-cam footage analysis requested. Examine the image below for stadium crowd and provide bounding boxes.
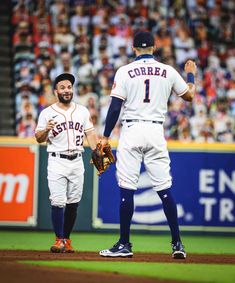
[12,0,235,142]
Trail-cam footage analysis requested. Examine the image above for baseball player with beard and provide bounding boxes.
[99,31,197,259]
[35,73,98,253]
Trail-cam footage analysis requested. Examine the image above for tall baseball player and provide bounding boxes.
[35,73,98,253]
[99,31,197,259]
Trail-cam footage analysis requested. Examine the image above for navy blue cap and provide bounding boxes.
[133,31,154,48]
[54,73,75,89]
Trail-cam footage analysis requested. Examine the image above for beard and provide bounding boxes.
[57,92,73,104]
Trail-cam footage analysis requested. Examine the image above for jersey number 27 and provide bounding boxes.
[76,135,84,146]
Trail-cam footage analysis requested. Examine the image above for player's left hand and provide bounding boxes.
[90,141,115,176]
[184,60,197,75]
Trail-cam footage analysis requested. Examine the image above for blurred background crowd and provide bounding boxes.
[12,0,235,142]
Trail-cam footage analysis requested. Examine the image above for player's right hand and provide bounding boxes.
[46,119,57,132]
[184,60,197,75]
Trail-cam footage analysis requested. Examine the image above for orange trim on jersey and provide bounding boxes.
[177,86,189,97]
[84,127,94,133]
[110,93,125,100]
[51,105,71,151]
[70,104,77,147]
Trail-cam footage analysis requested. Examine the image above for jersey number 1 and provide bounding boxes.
[143,79,150,103]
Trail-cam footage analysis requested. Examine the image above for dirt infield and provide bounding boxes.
[1,250,235,283]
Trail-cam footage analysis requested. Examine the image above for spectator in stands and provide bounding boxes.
[189,106,207,141]
[112,14,133,55]
[53,23,75,54]
[91,6,109,28]
[38,78,57,110]
[13,21,32,46]
[213,97,234,142]
[92,25,113,60]
[96,55,115,90]
[76,54,96,85]
[50,0,69,27]
[70,5,90,36]
[16,94,37,126]
[154,26,172,59]
[50,50,76,81]
[226,48,235,74]
[17,113,36,137]
[178,127,192,142]
[227,80,235,115]
[195,118,215,143]
[173,26,197,68]
[12,0,31,25]
[75,83,99,110]
[113,45,130,69]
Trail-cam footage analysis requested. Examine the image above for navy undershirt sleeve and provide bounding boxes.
[103,97,123,137]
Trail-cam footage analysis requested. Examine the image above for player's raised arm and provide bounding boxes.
[181,60,197,102]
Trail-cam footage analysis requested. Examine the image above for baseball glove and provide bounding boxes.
[91,142,115,176]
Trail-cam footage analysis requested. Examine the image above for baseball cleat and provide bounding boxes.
[63,239,75,253]
[172,241,186,259]
[99,241,133,257]
[50,238,65,253]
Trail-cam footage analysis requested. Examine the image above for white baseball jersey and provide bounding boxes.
[111,56,189,122]
[35,102,94,153]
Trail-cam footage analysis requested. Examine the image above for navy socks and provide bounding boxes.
[63,203,78,239]
[51,203,78,239]
[119,188,134,244]
[157,189,181,244]
[118,187,181,245]
[51,206,64,238]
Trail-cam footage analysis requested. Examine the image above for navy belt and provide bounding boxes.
[124,119,163,125]
[51,152,80,160]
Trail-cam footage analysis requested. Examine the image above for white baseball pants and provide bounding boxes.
[47,153,84,207]
[116,121,172,191]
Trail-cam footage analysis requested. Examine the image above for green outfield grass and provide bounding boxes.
[20,261,235,283]
[1,231,235,283]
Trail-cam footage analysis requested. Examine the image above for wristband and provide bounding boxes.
[187,72,195,84]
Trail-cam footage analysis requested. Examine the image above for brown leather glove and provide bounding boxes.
[91,142,115,176]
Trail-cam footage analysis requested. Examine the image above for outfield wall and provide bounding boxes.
[0,137,234,233]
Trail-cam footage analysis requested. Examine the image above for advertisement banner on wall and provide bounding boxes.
[0,145,38,226]
[92,149,235,232]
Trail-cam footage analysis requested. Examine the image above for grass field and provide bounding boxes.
[22,261,235,283]
[1,230,235,283]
